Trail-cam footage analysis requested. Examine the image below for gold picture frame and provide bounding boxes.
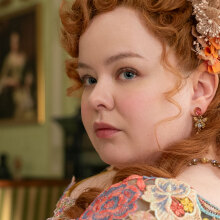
[0,4,45,124]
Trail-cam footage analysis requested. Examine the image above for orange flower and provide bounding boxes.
[210,45,218,58]
[208,60,220,74]
[204,45,218,59]
[210,38,220,50]
[203,37,220,74]
[204,46,212,57]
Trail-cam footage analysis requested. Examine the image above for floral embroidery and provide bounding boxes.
[53,197,75,218]
[198,196,220,219]
[79,180,142,220]
[123,175,147,192]
[51,178,76,219]
[128,210,156,220]
[142,178,202,219]
[123,175,144,182]
[49,175,220,220]
[180,197,194,213]
[170,197,185,217]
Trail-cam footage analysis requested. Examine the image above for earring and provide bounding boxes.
[193,107,208,134]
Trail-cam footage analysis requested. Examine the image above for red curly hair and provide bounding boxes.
[59,0,220,218]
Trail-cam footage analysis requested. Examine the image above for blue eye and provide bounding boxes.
[119,68,137,80]
[81,75,97,86]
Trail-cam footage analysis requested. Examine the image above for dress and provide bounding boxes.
[49,175,220,220]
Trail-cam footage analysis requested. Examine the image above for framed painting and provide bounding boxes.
[0,4,44,124]
[0,0,11,7]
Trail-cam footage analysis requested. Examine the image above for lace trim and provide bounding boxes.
[197,195,220,218]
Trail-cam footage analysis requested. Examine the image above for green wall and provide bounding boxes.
[0,0,79,178]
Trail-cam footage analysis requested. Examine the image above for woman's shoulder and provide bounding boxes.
[79,175,220,220]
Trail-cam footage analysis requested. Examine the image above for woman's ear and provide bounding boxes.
[191,63,219,114]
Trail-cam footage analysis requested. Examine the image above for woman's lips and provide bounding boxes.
[95,128,120,138]
[94,122,121,138]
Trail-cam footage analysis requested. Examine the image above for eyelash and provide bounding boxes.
[80,67,138,86]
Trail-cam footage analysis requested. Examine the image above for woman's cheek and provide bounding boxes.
[118,91,155,117]
[81,99,90,125]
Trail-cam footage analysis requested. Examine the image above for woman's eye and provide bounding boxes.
[81,75,97,86]
[118,68,137,80]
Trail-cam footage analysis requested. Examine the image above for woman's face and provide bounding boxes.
[78,7,193,167]
[10,32,20,52]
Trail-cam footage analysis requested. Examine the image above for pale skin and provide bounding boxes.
[71,7,220,206]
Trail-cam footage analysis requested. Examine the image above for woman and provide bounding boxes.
[50,0,220,219]
[0,32,27,118]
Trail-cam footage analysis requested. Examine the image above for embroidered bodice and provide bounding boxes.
[49,175,220,220]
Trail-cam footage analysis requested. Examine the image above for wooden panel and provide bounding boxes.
[0,179,69,220]
[26,187,37,220]
[1,188,12,220]
[14,187,25,220]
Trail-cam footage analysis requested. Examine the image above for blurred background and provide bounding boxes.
[0,0,107,219]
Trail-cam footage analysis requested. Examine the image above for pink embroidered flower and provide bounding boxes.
[123,175,144,182]
[136,177,146,191]
[122,175,147,192]
[170,197,185,217]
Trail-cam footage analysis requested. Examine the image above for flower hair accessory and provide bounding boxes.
[189,0,220,74]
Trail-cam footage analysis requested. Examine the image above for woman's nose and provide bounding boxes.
[88,79,115,111]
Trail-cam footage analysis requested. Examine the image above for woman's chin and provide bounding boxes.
[99,151,161,168]
[99,154,140,168]
[99,154,130,167]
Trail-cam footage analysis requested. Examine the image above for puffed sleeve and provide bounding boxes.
[77,175,205,220]
[78,175,155,220]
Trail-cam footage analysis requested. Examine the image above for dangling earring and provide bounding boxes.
[193,107,208,134]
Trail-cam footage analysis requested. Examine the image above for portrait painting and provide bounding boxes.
[0,5,44,124]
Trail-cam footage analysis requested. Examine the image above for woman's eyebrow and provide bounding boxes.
[105,52,144,65]
[77,52,145,70]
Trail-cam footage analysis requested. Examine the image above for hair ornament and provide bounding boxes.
[189,0,220,74]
